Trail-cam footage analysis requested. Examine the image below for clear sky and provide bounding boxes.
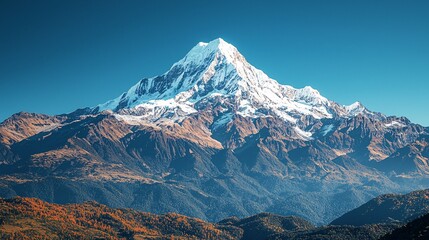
[1,0,428,126]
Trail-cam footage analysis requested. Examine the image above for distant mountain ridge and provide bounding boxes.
[0,38,428,225]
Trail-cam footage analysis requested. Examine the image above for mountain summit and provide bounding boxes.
[95,38,368,138]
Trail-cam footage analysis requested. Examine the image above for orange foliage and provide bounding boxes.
[0,197,238,240]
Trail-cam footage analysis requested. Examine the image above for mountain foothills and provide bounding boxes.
[0,197,398,240]
[331,189,429,226]
[380,212,429,240]
[0,38,429,225]
[4,190,429,239]
[0,197,241,239]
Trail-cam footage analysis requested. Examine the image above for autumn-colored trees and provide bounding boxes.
[0,197,238,240]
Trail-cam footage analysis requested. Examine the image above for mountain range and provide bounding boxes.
[0,38,428,225]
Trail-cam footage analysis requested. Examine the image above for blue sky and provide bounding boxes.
[1,0,428,126]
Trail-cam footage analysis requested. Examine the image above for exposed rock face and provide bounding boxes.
[0,38,428,225]
[0,112,65,145]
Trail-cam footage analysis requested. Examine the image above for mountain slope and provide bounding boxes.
[331,189,429,226]
[0,197,241,239]
[218,212,314,240]
[380,211,429,240]
[268,224,397,240]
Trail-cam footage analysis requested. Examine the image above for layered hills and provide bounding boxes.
[0,197,241,239]
[0,197,397,240]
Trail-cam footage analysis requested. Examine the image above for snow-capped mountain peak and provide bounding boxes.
[95,38,370,129]
[345,102,365,115]
[175,38,242,67]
